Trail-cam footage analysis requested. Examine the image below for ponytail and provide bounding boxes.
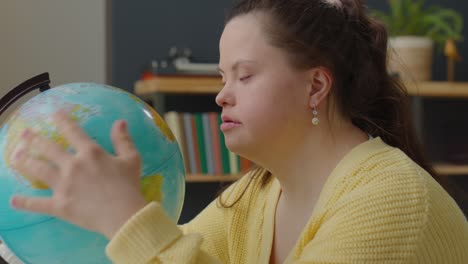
[348,11,439,181]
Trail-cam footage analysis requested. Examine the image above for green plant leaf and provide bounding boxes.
[389,0,405,34]
[435,9,464,35]
[425,11,462,39]
[372,0,464,52]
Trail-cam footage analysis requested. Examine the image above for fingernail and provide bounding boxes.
[21,129,31,139]
[10,196,20,208]
[120,120,127,132]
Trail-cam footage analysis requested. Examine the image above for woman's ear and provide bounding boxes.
[307,67,332,108]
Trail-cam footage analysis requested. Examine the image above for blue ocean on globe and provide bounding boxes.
[0,83,185,264]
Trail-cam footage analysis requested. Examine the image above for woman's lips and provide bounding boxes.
[220,121,242,131]
[221,115,241,131]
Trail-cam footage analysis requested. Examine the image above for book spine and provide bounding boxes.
[190,114,202,173]
[195,113,208,174]
[218,113,231,174]
[183,113,197,174]
[177,113,190,173]
[202,113,215,175]
[209,112,223,175]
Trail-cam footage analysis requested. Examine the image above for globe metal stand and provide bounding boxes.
[0,73,51,264]
[0,73,50,117]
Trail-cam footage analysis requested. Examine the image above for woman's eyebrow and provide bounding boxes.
[218,59,258,73]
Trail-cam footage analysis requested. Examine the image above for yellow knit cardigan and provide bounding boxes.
[107,137,468,263]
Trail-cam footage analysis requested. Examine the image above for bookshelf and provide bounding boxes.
[135,77,468,98]
[135,76,468,179]
[186,174,243,182]
[135,76,222,95]
[434,163,468,176]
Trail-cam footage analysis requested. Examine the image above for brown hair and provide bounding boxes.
[218,0,438,208]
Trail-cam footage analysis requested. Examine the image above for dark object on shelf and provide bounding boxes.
[142,47,219,78]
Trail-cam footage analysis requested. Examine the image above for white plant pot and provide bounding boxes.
[388,36,434,82]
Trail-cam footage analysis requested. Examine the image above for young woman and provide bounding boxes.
[9,0,467,263]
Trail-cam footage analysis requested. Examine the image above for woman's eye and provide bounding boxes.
[239,75,252,82]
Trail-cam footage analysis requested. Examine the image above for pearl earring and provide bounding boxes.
[312,105,319,125]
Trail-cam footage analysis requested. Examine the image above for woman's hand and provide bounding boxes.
[9,111,148,239]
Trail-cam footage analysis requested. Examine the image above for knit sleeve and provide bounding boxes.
[105,175,255,264]
[295,167,468,263]
[105,201,225,264]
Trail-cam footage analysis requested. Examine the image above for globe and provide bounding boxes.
[0,83,185,264]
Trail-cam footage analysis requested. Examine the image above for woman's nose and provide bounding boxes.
[215,84,234,107]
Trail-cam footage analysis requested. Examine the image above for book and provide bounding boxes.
[194,113,208,174]
[209,112,223,175]
[183,113,197,174]
[190,114,202,173]
[202,113,215,174]
[218,113,230,174]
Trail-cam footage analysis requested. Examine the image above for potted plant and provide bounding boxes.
[372,0,463,81]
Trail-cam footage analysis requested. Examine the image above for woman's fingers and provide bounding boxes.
[10,196,54,216]
[23,129,72,165]
[10,129,70,189]
[11,136,60,189]
[53,111,93,149]
[111,120,139,159]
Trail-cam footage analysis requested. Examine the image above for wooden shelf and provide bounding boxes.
[186,174,242,182]
[406,81,468,98]
[134,77,468,98]
[434,163,468,176]
[135,76,222,95]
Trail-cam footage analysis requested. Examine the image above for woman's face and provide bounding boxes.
[216,13,313,159]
